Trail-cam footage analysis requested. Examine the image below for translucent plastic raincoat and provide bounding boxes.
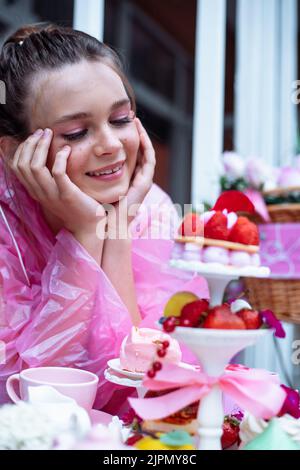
[0,159,208,414]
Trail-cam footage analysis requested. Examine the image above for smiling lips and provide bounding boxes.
[86,161,125,177]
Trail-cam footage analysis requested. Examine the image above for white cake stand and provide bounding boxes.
[171,327,271,450]
[170,259,270,306]
[168,260,271,450]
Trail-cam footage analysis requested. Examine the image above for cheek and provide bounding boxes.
[47,140,87,177]
[123,131,139,172]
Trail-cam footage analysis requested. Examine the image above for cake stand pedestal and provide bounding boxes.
[169,260,271,450]
[172,327,271,450]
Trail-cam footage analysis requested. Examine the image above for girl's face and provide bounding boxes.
[28,60,139,204]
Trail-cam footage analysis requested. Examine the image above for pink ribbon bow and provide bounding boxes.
[129,363,286,421]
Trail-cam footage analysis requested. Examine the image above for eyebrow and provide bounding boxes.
[52,98,131,125]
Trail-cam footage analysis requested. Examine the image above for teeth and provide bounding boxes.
[88,165,122,176]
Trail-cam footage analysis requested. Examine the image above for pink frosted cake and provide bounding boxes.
[120,327,182,373]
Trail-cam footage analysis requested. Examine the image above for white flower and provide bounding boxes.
[0,395,91,450]
[245,158,274,188]
[277,166,300,188]
[223,152,245,181]
[0,402,58,449]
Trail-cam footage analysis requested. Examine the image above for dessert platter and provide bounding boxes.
[171,190,270,305]
[106,191,300,451]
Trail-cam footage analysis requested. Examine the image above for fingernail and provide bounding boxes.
[34,128,43,136]
[43,128,52,137]
[62,145,70,152]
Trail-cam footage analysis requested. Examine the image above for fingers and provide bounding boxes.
[11,131,47,200]
[134,118,156,181]
[51,145,76,198]
[30,128,59,199]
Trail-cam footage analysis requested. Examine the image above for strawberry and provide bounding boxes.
[180,299,209,327]
[204,212,229,240]
[229,216,259,245]
[203,304,246,329]
[178,213,203,237]
[221,416,240,449]
[236,308,262,329]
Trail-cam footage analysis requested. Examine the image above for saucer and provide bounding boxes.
[104,367,143,388]
[107,358,199,381]
[107,358,144,379]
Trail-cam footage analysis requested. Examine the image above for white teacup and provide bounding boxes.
[6,367,99,411]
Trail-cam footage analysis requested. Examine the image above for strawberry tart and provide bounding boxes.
[171,191,262,269]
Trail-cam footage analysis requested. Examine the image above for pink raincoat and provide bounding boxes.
[0,158,208,414]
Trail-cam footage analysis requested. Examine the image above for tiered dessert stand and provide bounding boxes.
[169,258,271,450]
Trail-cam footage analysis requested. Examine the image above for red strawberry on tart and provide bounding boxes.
[172,191,261,268]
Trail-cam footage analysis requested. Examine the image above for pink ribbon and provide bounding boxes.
[129,363,286,421]
[244,189,271,222]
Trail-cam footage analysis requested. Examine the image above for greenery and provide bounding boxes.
[220,175,249,192]
[264,191,300,205]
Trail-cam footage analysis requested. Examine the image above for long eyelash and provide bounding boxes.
[111,117,134,126]
[63,129,88,141]
[62,116,133,141]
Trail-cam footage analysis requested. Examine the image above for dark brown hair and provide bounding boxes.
[0,22,136,267]
[0,22,136,140]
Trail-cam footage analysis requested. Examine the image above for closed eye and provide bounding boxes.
[63,129,88,141]
[62,114,135,141]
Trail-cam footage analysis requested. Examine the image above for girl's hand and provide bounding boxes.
[9,128,106,234]
[113,118,156,225]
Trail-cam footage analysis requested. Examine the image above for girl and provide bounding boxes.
[0,23,207,414]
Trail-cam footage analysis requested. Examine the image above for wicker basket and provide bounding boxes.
[263,186,300,223]
[243,277,300,324]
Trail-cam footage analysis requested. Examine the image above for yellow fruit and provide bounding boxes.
[135,436,195,450]
[163,291,199,318]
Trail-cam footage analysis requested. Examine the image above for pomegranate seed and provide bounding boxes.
[162,340,170,349]
[153,361,162,371]
[163,322,176,333]
[147,369,156,378]
[157,348,167,358]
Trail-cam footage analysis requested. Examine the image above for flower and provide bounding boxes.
[67,417,132,450]
[277,166,300,188]
[231,410,244,422]
[260,309,286,338]
[279,385,300,419]
[0,402,61,450]
[245,158,273,189]
[223,152,246,181]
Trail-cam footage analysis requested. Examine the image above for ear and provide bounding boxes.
[0,136,19,166]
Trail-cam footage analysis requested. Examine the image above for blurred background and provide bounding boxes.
[0,0,299,387]
[1,0,298,207]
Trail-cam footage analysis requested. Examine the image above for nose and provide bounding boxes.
[93,125,122,156]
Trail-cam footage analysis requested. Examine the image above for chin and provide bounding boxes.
[93,185,130,205]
